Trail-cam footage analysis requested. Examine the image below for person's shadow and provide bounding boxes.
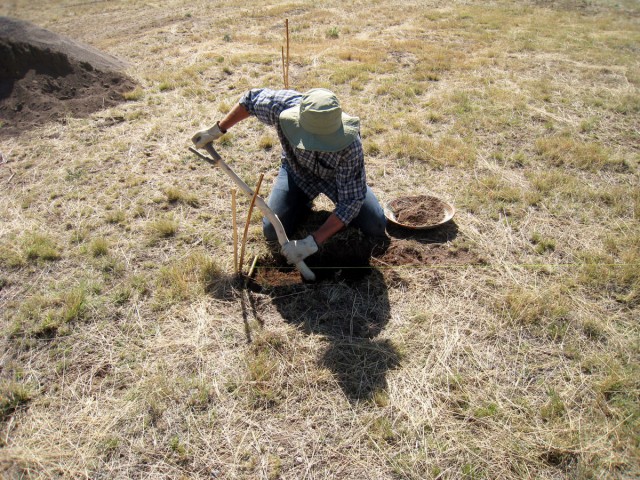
[252,210,401,402]
[268,267,400,402]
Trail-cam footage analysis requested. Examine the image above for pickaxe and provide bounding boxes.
[188,144,316,282]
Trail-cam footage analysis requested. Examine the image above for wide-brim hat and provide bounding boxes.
[279,88,360,152]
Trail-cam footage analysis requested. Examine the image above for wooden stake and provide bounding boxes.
[281,46,287,89]
[231,189,238,274]
[239,173,264,275]
[285,19,290,88]
[247,255,259,279]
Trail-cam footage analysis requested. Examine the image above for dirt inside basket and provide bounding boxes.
[389,195,446,226]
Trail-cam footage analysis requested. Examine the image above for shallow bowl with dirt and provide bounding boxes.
[384,194,455,230]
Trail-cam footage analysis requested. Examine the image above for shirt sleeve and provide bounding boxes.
[333,139,367,225]
[239,88,302,127]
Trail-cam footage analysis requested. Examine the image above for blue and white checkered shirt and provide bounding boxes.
[239,88,367,225]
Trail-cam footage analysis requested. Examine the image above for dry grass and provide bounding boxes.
[1,0,639,478]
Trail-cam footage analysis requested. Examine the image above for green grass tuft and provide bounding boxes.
[326,26,340,39]
[90,237,109,257]
[0,242,25,268]
[164,186,200,207]
[22,232,60,262]
[148,217,179,240]
[500,285,571,340]
[530,232,556,254]
[369,416,399,444]
[385,133,476,167]
[154,251,226,306]
[245,348,279,408]
[105,209,126,224]
[258,135,275,150]
[11,286,89,339]
[540,389,565,421]
[577,232,639,305]
[122,87,144,101]
[0,382,31,421]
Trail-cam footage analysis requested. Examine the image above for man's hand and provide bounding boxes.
[191,122,226,148]
[282,235,318,264]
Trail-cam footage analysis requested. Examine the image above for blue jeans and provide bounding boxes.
[263,167,387,241]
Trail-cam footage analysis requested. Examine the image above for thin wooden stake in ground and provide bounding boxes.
[282,18,289,88]
[281,46,286,89]
[231,189,238,274]
[239,173,264,275]
[247,255,259,279]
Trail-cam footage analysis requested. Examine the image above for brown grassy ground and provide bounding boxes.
[1,0,639,478]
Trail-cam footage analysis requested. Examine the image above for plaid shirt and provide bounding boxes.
[239,88,367,225]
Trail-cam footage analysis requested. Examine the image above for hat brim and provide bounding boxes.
[279,106,360,153]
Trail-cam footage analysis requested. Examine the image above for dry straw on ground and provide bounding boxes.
[1,0,639,479]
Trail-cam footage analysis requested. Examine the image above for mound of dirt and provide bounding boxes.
[0,16,136,137]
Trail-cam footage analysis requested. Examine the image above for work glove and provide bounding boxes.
[282,235,318,265]
[191,122,226,148]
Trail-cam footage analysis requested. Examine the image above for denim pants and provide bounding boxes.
[263,167,387,242]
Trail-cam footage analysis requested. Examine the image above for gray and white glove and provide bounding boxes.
[191,122,226,148]
[282,235,318,265]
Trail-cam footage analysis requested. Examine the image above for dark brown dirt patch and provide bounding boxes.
[251,236,481,288]
[0,17,136,137]
[373,239,479,267]
[253,266,305,288]
[389,195,447,226]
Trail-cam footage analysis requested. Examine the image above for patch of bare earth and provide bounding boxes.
[253,221,478,287]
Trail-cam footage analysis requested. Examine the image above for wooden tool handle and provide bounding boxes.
[189,145,316,281]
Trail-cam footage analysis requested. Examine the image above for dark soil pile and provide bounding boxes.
[0,17,136,137]
[389,195,446,226]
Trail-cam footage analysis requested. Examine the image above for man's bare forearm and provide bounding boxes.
[312,213,345,245]
[219,103,250,131]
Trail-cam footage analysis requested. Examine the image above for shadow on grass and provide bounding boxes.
[268,268,400,402]
[320,336,401,402]
[240,209,467,401]
[244,212,401,402]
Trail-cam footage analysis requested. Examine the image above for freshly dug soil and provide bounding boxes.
[373,239,478,267]
[251,236,480,288]
[0,17,135,137]
[253,266,304,288]
[389,195,446,226]
[247,209,474,288]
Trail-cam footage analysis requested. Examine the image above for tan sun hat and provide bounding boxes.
[279,88,360,152]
